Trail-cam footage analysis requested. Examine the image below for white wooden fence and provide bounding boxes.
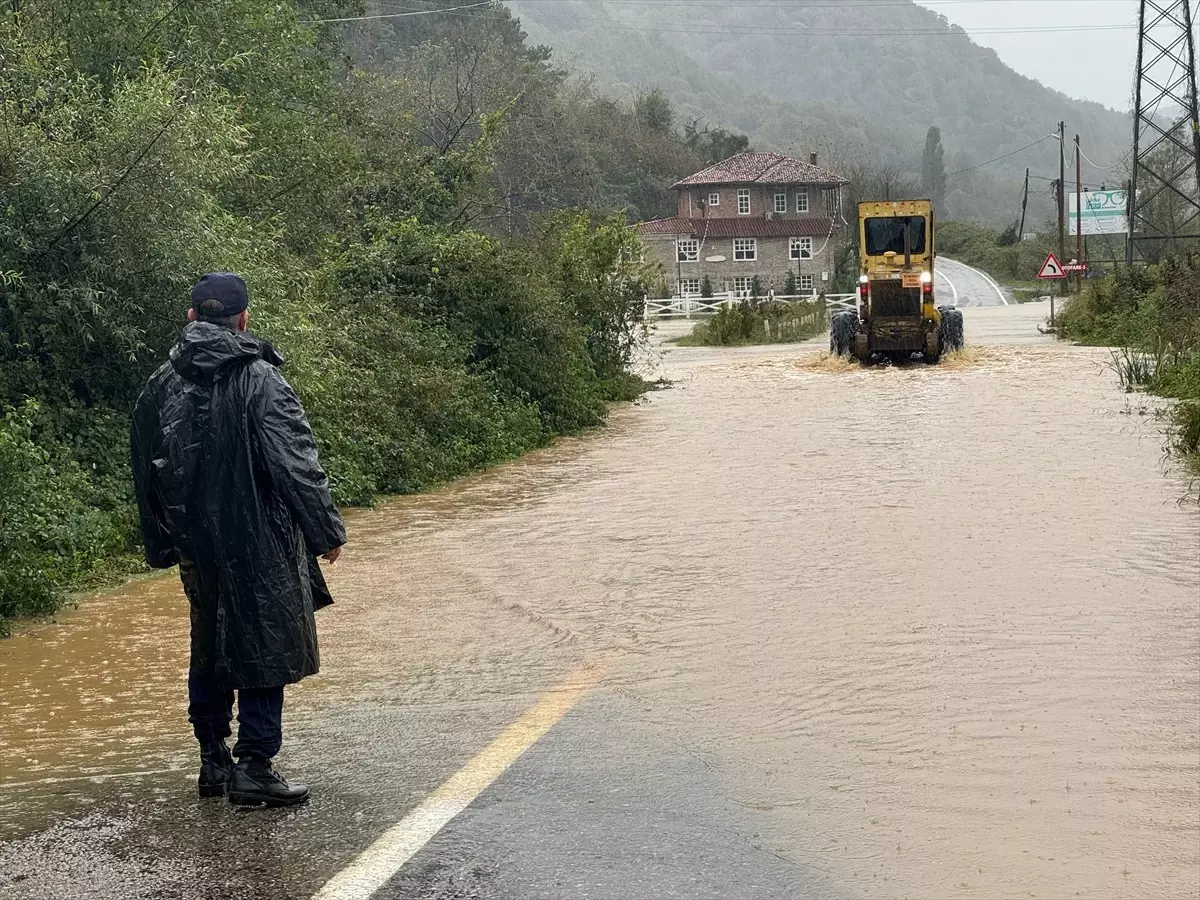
[644,292,858,320]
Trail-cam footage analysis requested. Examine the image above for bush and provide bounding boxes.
[0,403,130,625]
[0,5,658,628]
[1156,354,1200,470]
[1057,264,1164,346]
[1058,257,1200,480]
[304,212,652,502]
[679,299,826,346]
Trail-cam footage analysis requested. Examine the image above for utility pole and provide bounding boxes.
[1057,121,1066,266]
[1128,0,1200,263]
[1055,120,1066,326]
[1075,134,1083,292]
[1018,167,1030,240]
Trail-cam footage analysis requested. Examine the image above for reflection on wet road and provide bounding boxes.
[1,301,1197,900]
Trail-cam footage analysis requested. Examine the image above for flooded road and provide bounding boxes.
[2,301,1197,900]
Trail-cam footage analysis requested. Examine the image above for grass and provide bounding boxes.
[1005,281,1056,303]
[676,299,826,347]
[1057,259,1200,488]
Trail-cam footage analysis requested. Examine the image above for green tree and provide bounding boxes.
[634,88,673,133]
[684,118,751,165]
[922,126,947,210]
[0,0,662,625]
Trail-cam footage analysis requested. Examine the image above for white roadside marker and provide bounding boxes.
[312,660,605,900]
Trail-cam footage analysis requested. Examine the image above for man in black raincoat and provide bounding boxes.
[131,273,346,807]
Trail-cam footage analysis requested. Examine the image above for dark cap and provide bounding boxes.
[190,272,248,318]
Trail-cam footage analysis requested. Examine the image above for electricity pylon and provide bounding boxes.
[1127,0,1200,262]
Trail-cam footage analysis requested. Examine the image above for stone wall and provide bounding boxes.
[643,232,842,296]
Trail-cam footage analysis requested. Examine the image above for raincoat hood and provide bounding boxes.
[169,321,284,385]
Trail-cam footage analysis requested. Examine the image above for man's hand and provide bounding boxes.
[322,545,343,564]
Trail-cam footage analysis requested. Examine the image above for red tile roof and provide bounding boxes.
[672,151,848,188]
[635,216,838,238]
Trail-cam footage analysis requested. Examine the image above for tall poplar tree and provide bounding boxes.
[922,126,947,211]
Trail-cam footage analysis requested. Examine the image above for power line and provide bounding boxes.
[1076,144,1133,171]
[514,0,1130,5]
[302,1,492,24]
[363,1,1135,34]
[945,135,1057,178]
[510,20,1133,37]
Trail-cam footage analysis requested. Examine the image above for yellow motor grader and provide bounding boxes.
[830,200,963,363]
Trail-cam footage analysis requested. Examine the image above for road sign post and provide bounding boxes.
[1038,252,1068,326]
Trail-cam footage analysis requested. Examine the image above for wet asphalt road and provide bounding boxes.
[0,693,828,900]
[935,258,1010,308]
[2,301,1197,900]
[376,693,829,900]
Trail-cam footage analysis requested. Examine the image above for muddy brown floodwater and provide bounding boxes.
[1,301,1197,899]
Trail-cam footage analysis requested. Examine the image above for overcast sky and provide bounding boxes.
[914,0,1143,111]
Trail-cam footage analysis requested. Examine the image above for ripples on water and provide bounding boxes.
[2,322,1197,898]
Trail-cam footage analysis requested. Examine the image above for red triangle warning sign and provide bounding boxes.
[1037,252,1066,279]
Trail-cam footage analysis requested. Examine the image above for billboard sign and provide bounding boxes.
[1069,189,1128,236]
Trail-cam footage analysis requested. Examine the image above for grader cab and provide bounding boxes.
[831,200,963,363]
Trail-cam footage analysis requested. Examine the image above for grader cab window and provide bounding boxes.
[865,216,927,256]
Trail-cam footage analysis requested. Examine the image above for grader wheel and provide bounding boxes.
[938,306,965,352]
[829,310,859,357]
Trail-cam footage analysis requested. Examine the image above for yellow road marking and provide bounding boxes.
[312,659,606,900]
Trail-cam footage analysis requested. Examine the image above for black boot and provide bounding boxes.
[198,741,234,799]
[228,758,310,808]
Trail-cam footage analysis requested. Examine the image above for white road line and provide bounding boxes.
[312,660,607,900]
[935,267,959,305]
[941,258,1009,307]
[972,265,1010,307]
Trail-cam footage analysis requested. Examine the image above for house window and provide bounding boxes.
[733,237,757,261]
[737,189,750,215]
[708,192,720,207]
[800,274,815,293]
[796,188,809,213]
[789,236,813,260]
[676,238,699,262]
[774,191,788,213]
[678,277,701,296]
[732,275,756,297]
[824,187,841,218]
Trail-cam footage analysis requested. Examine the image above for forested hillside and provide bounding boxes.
[1,0,717,625]
[508,0,1133,227]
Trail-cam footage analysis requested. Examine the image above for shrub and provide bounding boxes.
[1057,264,1164,347]
[679,300,825,346]
[0,7,658,629]
[1058,258,1200,482]
[0,403,129,625]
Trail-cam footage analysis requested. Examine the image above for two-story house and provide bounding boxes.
[637,151,850,298]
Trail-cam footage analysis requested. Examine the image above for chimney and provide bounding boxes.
[809,152,818,166]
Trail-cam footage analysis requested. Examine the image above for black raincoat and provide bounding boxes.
[131,322,346,690]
